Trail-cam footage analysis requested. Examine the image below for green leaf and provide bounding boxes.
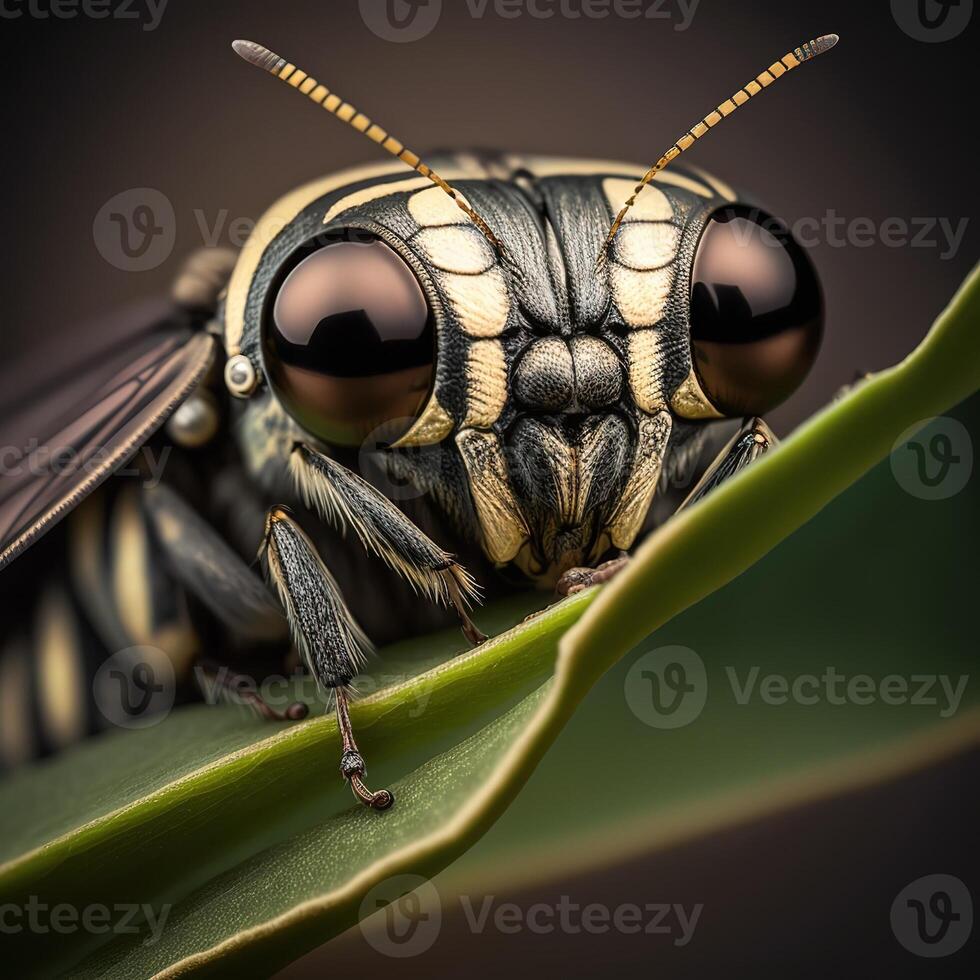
[1,265,978,978]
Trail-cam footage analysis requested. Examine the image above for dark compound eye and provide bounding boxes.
[263,238,435,446]
[689,206,823,417]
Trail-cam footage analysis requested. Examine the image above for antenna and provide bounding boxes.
[232,39,502,251]
[600,34,839,261]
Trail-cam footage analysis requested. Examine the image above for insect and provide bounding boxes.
[0,33,836,808]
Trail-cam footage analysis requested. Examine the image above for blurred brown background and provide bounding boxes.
[1,2,977,977]
[1,0,977,434]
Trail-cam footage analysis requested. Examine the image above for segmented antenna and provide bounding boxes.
[599,33,840,261]
[232,40,502,251]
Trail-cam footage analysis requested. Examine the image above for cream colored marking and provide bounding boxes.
[322,176,428,225]
[464,340,508,427]
[68,497,125,651]
[611,265,673,328]
[36,586,87,750]
[112,487,152,644]
[391,396,454,448]
[607,410,672,550]
[627,330,667,413]
[455,429,529,565]
[152,619,199,681]
[671,369,725,420]
[322,167,472,225]
[614,223,680,271]
[225,161,414,354]
[0,639,35,766]
[603,178,673,222]
[408,184,470,226]
[415,226,496,275]
[442,268,510,337]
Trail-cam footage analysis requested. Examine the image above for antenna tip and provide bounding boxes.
[231,39,285,74]
[813,33,840,55]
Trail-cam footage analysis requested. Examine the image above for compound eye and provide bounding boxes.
[688,206,823,417]
[264,238,434,446]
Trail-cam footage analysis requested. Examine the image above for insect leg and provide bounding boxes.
[195,659,309,721]
[143,484,286,641]
[142,484,310,721]
[675,417,778,513]
[291,443,486,645]
[262,506,393,811]
[555,553,631,597]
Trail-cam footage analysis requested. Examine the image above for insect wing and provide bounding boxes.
[0,307,215,569]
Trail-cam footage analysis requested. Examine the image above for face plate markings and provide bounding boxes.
[670,369,725,419]
[626,329,668,414]
[409,184,512,339]
[414,225,497,275]
[602,178,680,330]
[455,428,529,565]
[463,340,508,428]
[606,409,673,550]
